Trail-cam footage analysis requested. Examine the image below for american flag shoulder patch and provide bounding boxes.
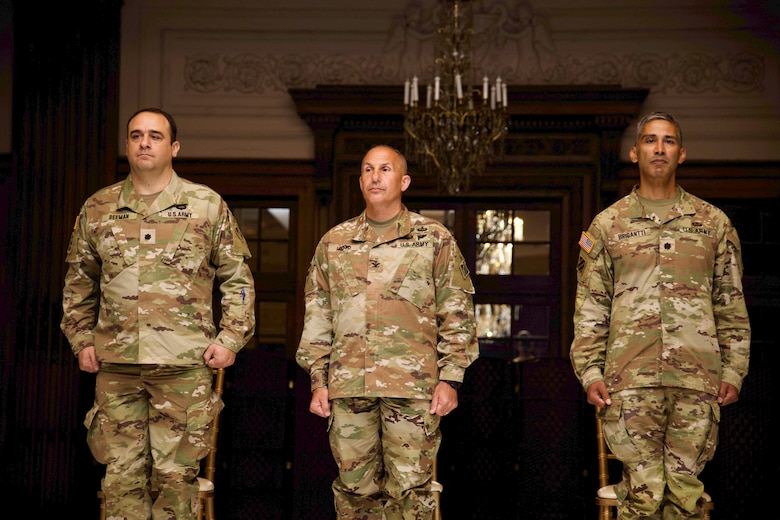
[578,231,595,253]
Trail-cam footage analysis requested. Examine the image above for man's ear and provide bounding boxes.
[171,140,181,158]
[401,174,411,192]
[678,147,686,165]
[629,146,638,163]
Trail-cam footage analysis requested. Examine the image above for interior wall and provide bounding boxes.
[119,0,780,163]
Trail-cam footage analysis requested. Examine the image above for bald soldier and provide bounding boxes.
[296,145,478,520]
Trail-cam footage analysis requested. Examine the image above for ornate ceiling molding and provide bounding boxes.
[182,50,764,96]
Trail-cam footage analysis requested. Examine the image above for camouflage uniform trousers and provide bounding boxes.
[84,363,222,520]
[328,397,441,520]
[600,387,719,520]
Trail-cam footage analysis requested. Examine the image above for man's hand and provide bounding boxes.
[429,382,458,416]
[309,387,331,418]
[586,380,612,407]
[77,346,100,373]
[202,343,237,369]
[718,381,740,406]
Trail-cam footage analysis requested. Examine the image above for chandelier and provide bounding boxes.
[403,0,509,195]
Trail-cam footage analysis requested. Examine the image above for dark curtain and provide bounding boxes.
[1,0,121,513]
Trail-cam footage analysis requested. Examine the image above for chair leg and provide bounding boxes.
[98,491,106,520]
[204,496,215,520]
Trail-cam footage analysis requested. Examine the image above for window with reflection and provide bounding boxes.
[230,205,294,354]
[476,209,550,276]
[475,303,550,361]
[409,202,558,360]
[232,207,291,273]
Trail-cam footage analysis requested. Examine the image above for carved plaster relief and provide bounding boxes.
[181,2,765,95]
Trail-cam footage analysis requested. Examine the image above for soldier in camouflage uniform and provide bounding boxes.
[61,108,256,520]
[296,145,478,520]
[570,112,750,519]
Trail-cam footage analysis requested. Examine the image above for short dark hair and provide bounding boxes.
[127,107,178,142]
[635,111,683,146]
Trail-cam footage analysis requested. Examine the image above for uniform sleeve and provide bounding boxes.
[569,225,613,391]
[295,239,333,391]
[212,203,256,352]
[712,222,751,391]
[60,205,100,356]
[433,234,479,383]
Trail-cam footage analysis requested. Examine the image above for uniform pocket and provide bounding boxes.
[84,403,112,464]
[696,400,721,472]
[174,392,224,466]
[600,400,642,464]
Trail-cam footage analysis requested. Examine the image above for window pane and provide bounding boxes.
[477,210,513,241]
[234,207,291,273]
[513,244,550,275]
[260,242,289,273]
[233,207,259,239]
[476,243,513,275]
[514,210,550,241]
[262,208,290,240]
[418,209,456,232]
[477,303,550,361]
[476,303,513,338]
[476,209,550,276]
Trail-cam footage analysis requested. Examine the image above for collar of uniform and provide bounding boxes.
[117,170,187,215]
[628,184,695,220]
[353,205,412,243]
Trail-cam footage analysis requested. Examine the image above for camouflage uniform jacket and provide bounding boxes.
[61,171,256,364]
[570,185,750,397]
[296,206,479,399]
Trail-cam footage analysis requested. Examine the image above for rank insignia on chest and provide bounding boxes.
[140,228,156,244]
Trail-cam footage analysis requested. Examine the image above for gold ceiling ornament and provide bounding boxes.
[403,0,509,195]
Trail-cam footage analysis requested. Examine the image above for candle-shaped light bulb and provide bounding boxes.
[496,77,502,103]
[426,85,432,108]
[412,76,419,103]
[404,79,410,106]
[455,74,463,99]
[434,76,440,101]
[490,86,496,109]
[502,83,508,108]
[483,76,489,101]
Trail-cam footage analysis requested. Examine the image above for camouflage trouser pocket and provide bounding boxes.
[600,400,642,464]
[696,401,720,472]
[84,403,111,464]
[173,392,224,467]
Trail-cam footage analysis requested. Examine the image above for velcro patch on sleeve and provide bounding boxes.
[578,231,595,253]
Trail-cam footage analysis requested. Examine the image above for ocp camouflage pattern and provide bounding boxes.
[296,206,479,399]
[61,171,256,364]
[570,186,750,396]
